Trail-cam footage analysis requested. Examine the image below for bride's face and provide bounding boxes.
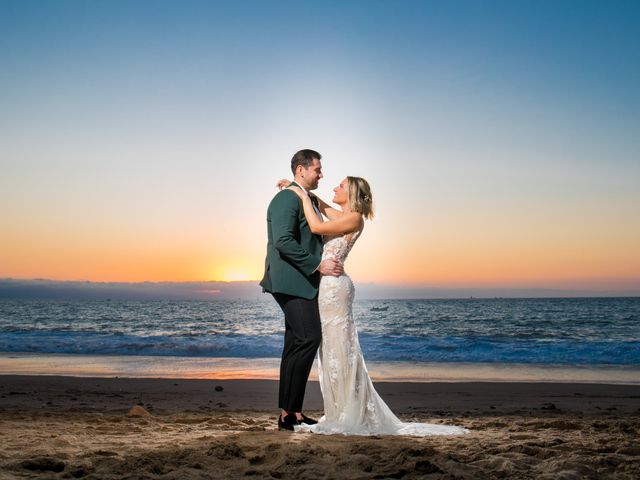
[332,178,349,205]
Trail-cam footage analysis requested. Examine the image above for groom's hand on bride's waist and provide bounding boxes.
[318,259,343,277]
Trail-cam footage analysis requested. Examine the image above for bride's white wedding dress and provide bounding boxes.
[296,229,470,436]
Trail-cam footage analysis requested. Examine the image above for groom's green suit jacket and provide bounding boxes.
[260,183,323,300]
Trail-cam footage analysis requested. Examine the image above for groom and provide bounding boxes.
[260,149,343,431]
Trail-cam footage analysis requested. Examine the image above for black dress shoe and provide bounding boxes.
[277,413,299,431]
[300,413,318,425]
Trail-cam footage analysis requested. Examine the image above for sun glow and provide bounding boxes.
[221,269,255,282]
[211,260,262,282]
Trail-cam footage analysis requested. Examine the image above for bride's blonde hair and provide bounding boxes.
[347,176,374,220]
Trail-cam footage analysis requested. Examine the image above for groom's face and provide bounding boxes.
[300,158,323,190]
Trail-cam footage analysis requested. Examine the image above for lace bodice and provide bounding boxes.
[321,228,363,265]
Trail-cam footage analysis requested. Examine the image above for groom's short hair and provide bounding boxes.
[291,149,322,174]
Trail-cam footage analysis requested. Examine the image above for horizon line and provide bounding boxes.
[2,277,640,288]
[1,277,639,301]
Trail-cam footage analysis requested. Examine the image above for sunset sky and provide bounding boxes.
[1,1,639,291]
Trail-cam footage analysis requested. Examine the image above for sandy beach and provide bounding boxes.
[0,375,639,479]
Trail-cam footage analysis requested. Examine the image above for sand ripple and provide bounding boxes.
[1,410,639,479]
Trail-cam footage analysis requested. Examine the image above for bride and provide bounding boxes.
[280,176,469,436]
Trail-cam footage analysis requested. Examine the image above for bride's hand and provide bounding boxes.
[276,178,291,190]
[286,185,306,200]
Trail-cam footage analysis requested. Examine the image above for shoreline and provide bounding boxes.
[2,352,639,385]
[2,374,640,415]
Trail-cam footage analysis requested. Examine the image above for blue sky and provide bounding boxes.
[1,0,639,289]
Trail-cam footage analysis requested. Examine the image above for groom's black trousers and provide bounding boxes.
[272,292,322,412]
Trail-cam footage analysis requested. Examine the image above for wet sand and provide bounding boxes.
[1,375,639,479]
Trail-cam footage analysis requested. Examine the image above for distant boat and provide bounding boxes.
[370,306,389,312]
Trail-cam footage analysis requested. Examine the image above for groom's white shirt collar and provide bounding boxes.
[292,181,322,217]
[291,180,323,273]
[291,180,309,195]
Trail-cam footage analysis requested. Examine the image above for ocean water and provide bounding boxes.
[0,297,638,366]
